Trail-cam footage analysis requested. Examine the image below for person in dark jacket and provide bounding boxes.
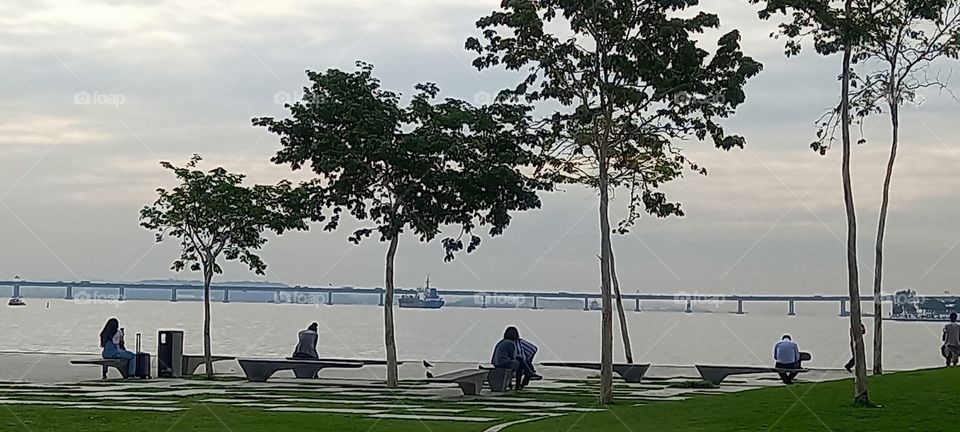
[844,323,866,373]
[292,322,319,359]
[491,326,530,390]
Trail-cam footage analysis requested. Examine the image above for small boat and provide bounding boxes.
[399,277,445,309]
[8,298,26,307]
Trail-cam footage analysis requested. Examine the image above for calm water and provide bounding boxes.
[0,299,949,370]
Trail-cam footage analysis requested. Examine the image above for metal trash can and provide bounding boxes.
[157,330,184,378]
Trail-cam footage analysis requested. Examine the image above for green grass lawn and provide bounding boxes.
[3,368,958,431]
[515,367,960,431]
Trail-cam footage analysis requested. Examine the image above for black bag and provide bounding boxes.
[134,333,151,379]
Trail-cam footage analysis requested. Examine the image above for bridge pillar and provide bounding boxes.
[223,289,231,303]
[482,295,487,309]
[65,286,73,300]
[788,300,796,316]
[634,298,641,312]
[118,287,125,301]
[583,297,590,311]
[685,299,693,313]
[326,293,333,306]
[13,284,20,298]
[736,300,744,315]
[839,299,848,317]
[532,296,538,310]
[378,292,384,306]
[171,288,178,302]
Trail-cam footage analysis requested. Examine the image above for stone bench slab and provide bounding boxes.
[541,362,651,383]
[238,358,364,382]
[695,365,810,385]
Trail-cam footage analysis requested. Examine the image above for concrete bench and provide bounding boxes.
[237,358,364,382]
[182,355,236,376]
[541,362,651,383]
[287,357,405,366]
[71,358,129,379]
[695,365,810,385]
[429,369,491,396]
[480,367,515,392]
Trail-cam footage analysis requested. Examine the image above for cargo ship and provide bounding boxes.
[398,277,444,309]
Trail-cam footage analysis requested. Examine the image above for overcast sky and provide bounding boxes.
[2,0,960,296]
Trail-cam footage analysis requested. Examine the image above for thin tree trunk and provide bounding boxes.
[873,76,900,376]
[598,158,614,404]
[609,245,634,364]
[384,235,400,389]
[840,7,870,403]
[203,262,213,379]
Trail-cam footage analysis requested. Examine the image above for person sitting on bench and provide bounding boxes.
[517,338,543,382]
[773,334,801,384]
[492,326,530,390]
[99,317,136,378]
[293,323,320,360]
[292,322,320,360]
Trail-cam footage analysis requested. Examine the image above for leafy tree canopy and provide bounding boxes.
[253,62,549,259]
[139,155,307,274]
[466,0,762,231]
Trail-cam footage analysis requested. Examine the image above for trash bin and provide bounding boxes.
[157,330,184,378]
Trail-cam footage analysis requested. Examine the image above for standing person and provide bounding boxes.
[844,323,867,373]
[99,318,136,378]
[292,322,320,360]
[773,335,801,384]
[943,312,960,367]
[517,338,543,383]
[491,326,529,390]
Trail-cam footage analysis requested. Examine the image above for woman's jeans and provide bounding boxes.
[103,345,137,377]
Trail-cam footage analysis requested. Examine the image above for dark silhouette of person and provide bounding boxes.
[491,326,530,390]
[292,322,319,359]
[943,312,960,366]
[844,323,867,373]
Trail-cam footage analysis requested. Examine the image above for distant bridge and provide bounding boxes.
[0,279,926,316]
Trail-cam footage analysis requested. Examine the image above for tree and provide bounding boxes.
[140,155,305,378]
[610,245,633,363]
[253,63,546,388]
[752,0,872,404]
[467,0,761,403]
[850,0,960,375]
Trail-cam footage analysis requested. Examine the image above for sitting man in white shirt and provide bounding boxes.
[773,334,801,385]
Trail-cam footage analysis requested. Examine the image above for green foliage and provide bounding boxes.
[253,62,547,260]
[466,0,762,231]
[139,155,306,275]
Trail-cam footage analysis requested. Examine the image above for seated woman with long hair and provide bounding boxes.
[99,317,136,378]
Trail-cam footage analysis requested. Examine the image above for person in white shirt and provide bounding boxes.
[773,334,801,384]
